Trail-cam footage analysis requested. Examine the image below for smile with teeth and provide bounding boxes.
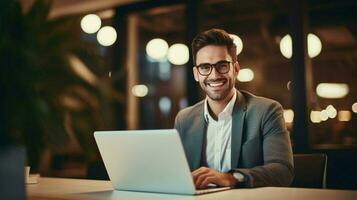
[207,80,226,88]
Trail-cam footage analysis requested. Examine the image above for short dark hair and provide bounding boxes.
[191,28,237,65]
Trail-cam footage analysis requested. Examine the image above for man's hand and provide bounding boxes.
[192,167,237,189]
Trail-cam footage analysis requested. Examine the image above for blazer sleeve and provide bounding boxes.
[232,101,294,187]
[174,111,183,136]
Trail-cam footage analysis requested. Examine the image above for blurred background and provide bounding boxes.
[0,0,356,190]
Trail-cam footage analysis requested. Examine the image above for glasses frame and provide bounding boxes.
[194,60,232,76]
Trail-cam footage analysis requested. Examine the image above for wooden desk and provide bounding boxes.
[27,177,357,200]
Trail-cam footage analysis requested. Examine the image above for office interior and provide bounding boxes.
[1,0,356,194]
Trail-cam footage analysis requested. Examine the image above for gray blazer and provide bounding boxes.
[174,90,294,187]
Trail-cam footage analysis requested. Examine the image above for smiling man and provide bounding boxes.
[174,29,294,189]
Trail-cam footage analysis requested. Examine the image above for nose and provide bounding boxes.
[209,66,221,79]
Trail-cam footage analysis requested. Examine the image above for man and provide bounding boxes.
[174,29,293,189]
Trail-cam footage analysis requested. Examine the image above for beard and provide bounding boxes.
[200,77,234,101]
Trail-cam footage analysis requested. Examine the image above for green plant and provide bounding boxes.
[0,0,120,170]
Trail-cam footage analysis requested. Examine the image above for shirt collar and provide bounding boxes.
[204,90,237,122]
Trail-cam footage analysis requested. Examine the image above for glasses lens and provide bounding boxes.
[216,62,230,73]
[198,64,212,75]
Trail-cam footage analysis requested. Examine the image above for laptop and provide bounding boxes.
[94,129,231,195]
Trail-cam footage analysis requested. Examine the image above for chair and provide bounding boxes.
[86,160,109,180]
[291,154,327,188]
[0,146,26,199]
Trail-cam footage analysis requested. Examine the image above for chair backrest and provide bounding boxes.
[291,154,327,188]
[0,146,26,199]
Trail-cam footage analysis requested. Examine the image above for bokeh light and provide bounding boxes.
[352,103,357,113]
[97,26,117,46]
[310,111,322,123]
[237,68,254,82]
[319,110,329,121]
[167,43,189,65]
[131,84,149,97]
[159,96,172,114]
[229,34,243,55]
[146,38,169,60]
[316,83,349,99]
[338,110,351,122]
[283,109,294,123]
[80,14,101,34]
[280,35,292,59]
[307,33,322,58]
[326,105,337,119]
[280,33,322,59]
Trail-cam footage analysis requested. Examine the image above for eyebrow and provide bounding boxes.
[197,60,230,66]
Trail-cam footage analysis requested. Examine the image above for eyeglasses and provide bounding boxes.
[195,60,232,76]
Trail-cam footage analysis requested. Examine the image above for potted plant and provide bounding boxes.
[0,0,122,174]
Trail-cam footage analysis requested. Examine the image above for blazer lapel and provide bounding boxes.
[231,90,247,168]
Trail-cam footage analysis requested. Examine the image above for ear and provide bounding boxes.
[193,67,199,82]
[233,61,240,76]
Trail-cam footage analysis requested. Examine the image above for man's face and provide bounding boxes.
[193,45,240,102]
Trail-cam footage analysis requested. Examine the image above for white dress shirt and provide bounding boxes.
[204,90,237,172]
